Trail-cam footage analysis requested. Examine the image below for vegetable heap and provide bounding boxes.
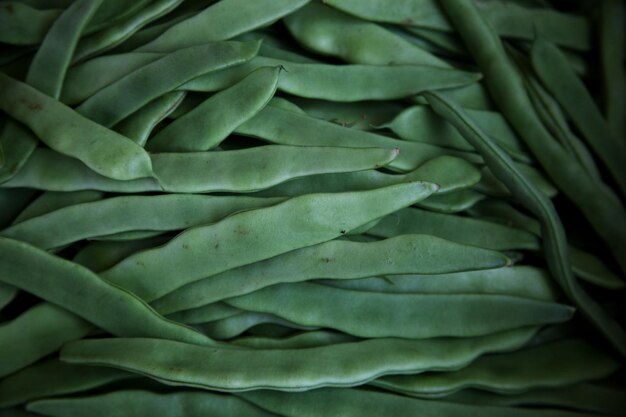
[0,0,625,416]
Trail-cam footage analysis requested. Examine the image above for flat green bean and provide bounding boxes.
[0,2,61,45]
[12,190,103,224]
[27,390,281,417]
[137,0,310,53]
[73,236,171,272]
[0,73,154,181]
[0,237,211,345]
[76,41,261,127]
[148,66,281,151]
[423,88,626,356]
[152,234,509,314]
[230,330,358,350]
[417,189,484,213]
[60,327,537,391]
[167,302,242,325]
[199,312,317,340]
[374,339,620,396]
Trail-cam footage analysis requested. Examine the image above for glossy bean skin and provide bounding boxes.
[60,328,537,391]
[0,359,134,408]
[76,41,261,127]
[182,57,481,102]
[2,194,285,250]
[375,338,620,397]
[99,182,437,302]
[138,0,310,52]
[323,0,590,51]
[423,89,626,356]
[148,66,281,151]
[0,73,154,181]
[317,265,557,302]
[530,36,626,196]
[226,282,572,339]
[239,386,602,417]
[113,91,186,146]
[284,2,450,68]
[28,390,279,417]
[368,207,539,251]
[152,234,509,315]
[0,237,211,346]
[438,1,626,275]
[0,303,92,379]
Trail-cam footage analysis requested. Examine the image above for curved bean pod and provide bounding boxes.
[113,91,186,146]
[240,386,599,417]
[12,190,103,224]
[231,330,358,350]
[137,0,310,53]
[368,207,539,251]
[27,390,281,417]
[423,88,626,356]
[226,282,572,339]
[76,41,261,127]
[284,3,450,68]
[2,194,285,250]
[167,302,242,325]
[0,282,17,311]
[0,73,154,181]
[73,236,171,272]
[182,57,481,101]
[0,237,211,345]
[60,327,537,391]
[0,2,61,45]
[152,234,509,314]
[438,0,626,274]
[148,66,281,151]
[199,312,317,340]
[100,181,437,302]
[374,339,620,396]
[0,359,134,408]
[417,189,484,213]
[317,265,557,302]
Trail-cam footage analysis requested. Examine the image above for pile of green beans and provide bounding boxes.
[0,0,625,415]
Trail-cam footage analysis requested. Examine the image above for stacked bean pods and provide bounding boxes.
[0,0,625,415]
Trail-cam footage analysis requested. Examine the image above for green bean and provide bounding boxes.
[100,182,437,302]
[183,57,481,101]
[403,26,467,58]
[0,0,103,182]
[423,88,626,356]
[437,83,495,111]
[0,2,61,45]
[62,52,165,105]
[60,327,538,391]
[113,91,186,146]
[0,282,17,311]
[2,148,162,192]
[85,0,153,33]
[147,66,280,151]
[369,207,539,251]
[27,390,281,417]
[167,302,242,325]
[439,0,626,275]
[199,311,317,340]
[73,236,171,272]
[76,41,261,127]
[323,0,590,51]
[0,303,92,379]
[317,265,557,302]
[2,194,284,250]
[291,98,403,131]
[71,0,183,64]
[0,359,134,408]
[379,105,530,163]
[0,237,211,345]
[137,0,310,53]
[444,383,626,416]
[231,330,358,350]
[284,3,450,68]
[417,189,484,213]
[239,386,603,417]
[600,0,625,141]
[530,36,626,197]
[227,282,572,339]
[87,230,167,242]
[0,187,37,227]
[12,190,103,224]
[236,105,482,172]
[152,234,509,315]
[0,73,154,181]
[374,339,620,397]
